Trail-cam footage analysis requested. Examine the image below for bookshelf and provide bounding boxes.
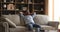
[0,0,48,15]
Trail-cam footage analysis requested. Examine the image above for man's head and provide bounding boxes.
[22,9,34,15]
[23,10,30,15]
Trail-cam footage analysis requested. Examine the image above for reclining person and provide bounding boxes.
[19,10,41,32]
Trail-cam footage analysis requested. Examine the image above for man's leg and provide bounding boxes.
[26,24,33,31]
[33,24,41,32]
[35,28,41,32]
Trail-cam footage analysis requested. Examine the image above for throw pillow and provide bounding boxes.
[5,18,16,28]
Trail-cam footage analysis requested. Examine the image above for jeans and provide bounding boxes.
[26,23,41,32]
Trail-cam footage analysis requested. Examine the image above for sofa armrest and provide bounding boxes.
[0,22,9,32]
[48,21,59,29]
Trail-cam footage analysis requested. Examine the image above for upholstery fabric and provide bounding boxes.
[0,22,5,32]
[4,18,16,28]
[20,15,25,26]
[48,21,59,29]
[40,25,56,30]
[34,15,49,25]
[3,15,25,26]
[0,15,59,32]
[0,22,9,32]
[9,27,26,32]
[16,26,26,28]
[3,22,9,32]
[3,15,21,26]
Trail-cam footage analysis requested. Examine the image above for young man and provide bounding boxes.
[19,10,41,32]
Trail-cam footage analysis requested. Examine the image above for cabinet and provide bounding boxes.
[0,0,47,15]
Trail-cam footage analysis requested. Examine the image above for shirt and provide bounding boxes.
[20,12,36,24]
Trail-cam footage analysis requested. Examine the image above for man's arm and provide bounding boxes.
[19,12,24,18]
[31,12,36,18]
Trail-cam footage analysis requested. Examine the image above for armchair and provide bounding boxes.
[0,14,59,32]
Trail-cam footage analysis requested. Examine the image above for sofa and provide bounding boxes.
[0,14,59,32]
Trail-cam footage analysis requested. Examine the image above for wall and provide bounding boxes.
[48,0,54,21]
[54,0,60,21]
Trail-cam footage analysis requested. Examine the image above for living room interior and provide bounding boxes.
[0,0,60,32]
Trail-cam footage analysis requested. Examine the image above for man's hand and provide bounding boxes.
[19,12,24,17]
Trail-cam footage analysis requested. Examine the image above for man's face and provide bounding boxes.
[23,11,30,15]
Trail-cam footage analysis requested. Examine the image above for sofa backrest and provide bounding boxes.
[34,14,49,25]
[2,14,49,26]
[2,14,25,26]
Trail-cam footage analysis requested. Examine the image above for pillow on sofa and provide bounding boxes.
[34,15,49,25]
[4,18,16,28]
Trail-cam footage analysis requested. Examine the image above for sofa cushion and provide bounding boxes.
[40,25,56,30]
[2,15,20,26]
[2,15,25,26]
[16,26,26,28]
[5,18,16,28]
[34,15,49,25]
[9,26,26,32]
[20,16,25,26]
